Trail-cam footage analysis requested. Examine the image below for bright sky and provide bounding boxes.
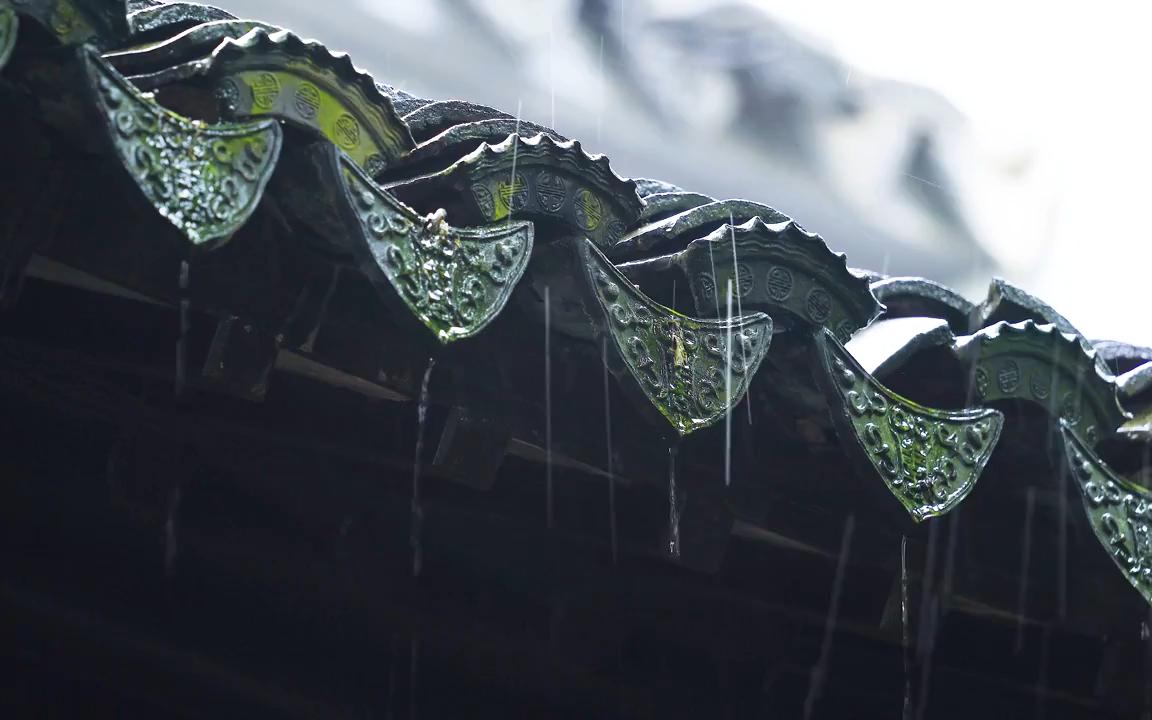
[762,0,1152,346]
[355,0,1151,344]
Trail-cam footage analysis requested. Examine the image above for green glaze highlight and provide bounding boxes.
[84,48,282,250]
[0,4,15,72]
[579,238,772,436]
[335,151,533,344]
[1062,422,1152,606]
[815,328,1004,522]
[953,320,1128,446]
[388,134,642,250]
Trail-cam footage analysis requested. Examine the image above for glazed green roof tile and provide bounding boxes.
[3,0,1152,613]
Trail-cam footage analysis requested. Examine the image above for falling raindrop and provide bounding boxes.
[668,445,680,558]
[175,260,190,396]
[914,520,941,720]
[729,213,752,425]
[901,534,911,720]
[707,238,720,316]
[725,280,733,488]
[508,100,522,227]
[545,285,554,530]
[803,513,855,720]
[411,358,435,578]
[602,337,617,564]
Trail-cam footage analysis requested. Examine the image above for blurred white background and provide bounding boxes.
[764,0,1152,346]
[217,0,1152,345]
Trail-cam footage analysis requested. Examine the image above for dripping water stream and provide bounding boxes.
[602,337,617,564]
[411,358,435,578]
[803,514,855,720]
[901,534,911,720]
[545,285,553,529]
[668,445,680,559]
[707,240,719,316]
[914,521,941,720]
[175,260,190,396]
[508,101,521,227]
[409,358,432,720]
[729,212,752,425]
[725,281,733,487]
